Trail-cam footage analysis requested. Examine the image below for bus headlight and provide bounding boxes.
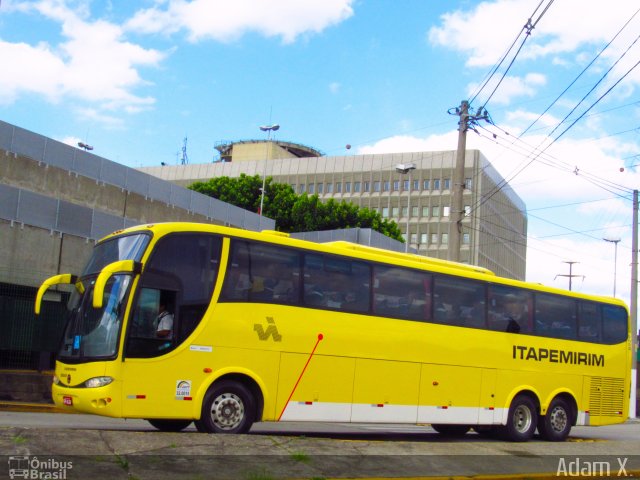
[83,377,114,388]
[52,375,60,385]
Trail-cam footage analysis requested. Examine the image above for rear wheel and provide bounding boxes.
[538,397,572,441]
[195,380,256,434]
[147,419,192,432]
[431,424,470,437]
[501,394,538,442]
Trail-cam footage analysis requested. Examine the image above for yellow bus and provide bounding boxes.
[35,222,631,442]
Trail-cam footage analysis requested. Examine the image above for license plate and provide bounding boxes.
[63,396,73,406]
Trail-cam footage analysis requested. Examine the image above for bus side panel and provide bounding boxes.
[417,364,482,425]
[582,375,627,426]
[351,358,420,423]
[277,354,355,422]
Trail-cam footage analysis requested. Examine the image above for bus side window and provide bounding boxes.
[373,265,430,321]
[602,305,628,344]
[578,302,601,342]
[534,293,577,340]
[488,286,531,334]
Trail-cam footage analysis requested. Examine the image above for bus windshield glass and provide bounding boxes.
[59,275,132,360]
[58,233,150,361]
[82,233,150,276]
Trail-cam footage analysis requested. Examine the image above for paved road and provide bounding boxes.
[2,412,640,479]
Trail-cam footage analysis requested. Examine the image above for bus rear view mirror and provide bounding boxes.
[35,274,78,315]
[93,260,142,309]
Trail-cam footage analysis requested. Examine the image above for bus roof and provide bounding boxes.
[323,241,495,276]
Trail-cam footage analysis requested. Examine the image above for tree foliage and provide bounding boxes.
[189,174,403,242]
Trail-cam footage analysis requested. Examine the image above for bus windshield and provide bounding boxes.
[58,233,150,361]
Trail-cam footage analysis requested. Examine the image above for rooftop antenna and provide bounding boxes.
[554,261,584,291]
[180,136,189,165]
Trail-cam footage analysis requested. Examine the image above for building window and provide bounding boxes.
[308,183,314,194]
[423,179,430,190]
[465,178,473,190]
[464,205,471,216]
[382,207,389,218]
[442,233,449,244]
[433,179,441,190]
[420,233,428,245]
[444,178,451,190]
[392,207,399,217]
[413,179,419,191]
[383,181,390,192]
[432,206,440,217]
[422,206,429,217]
[354,182,361,193]
[443,206,450,217]
[326,183,333,193]
[431,233,438,244]
[412,206,419,217]
[403,179,409,190]
[373,181,381,192]
[317,183,323,194]
[299,184,305,194]
[401,206,408,217]
[345,182,351,193]
[463,233,470,244]
[393,180,400,191]
[335,182,342,193]
[364,181,370,192]
[410,233,417,244]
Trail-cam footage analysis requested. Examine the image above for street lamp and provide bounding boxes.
[395,163,416,252]
[77,141,93,151]
[258,124,280,225]
[603,237,621,297]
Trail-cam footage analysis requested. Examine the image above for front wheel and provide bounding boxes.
[537,397,572,441]
[147,419,192,432]
[195,380,256,434]
[501,394,538,442]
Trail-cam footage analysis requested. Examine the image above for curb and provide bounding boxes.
[0,401,72,414]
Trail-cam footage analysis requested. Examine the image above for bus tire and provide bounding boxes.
[501,394,538,442]
[431,424,470,436]
[147,419,192,432]
[537,397,572,442]
[195,380,256,434]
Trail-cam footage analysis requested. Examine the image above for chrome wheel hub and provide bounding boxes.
[211,393,244,430]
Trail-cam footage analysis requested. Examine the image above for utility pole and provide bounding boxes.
[630,189,638,418]
[448,100,489,262]
[554,261,584,291]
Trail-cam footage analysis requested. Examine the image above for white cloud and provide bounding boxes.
[467,73,547,105]
[0,1,164,119]
[126,0,355,44]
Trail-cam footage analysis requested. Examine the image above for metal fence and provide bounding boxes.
[0,120,274,232]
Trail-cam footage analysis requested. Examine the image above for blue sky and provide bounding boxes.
[1,0,639,306]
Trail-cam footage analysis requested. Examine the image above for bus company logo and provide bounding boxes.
[512,345,604,367]
[176,380,191,398]
[557,457,628,477]
[254,317,282,342]
[7,456,72,479]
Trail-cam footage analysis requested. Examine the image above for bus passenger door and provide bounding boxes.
[418,364,483,425]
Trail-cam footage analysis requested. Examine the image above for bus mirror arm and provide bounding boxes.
[93,260,142,309]
[35,274,78,315]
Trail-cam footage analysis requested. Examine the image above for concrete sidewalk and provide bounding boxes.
[2,421,640,479]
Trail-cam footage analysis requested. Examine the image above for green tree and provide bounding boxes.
[189,174,403,242]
